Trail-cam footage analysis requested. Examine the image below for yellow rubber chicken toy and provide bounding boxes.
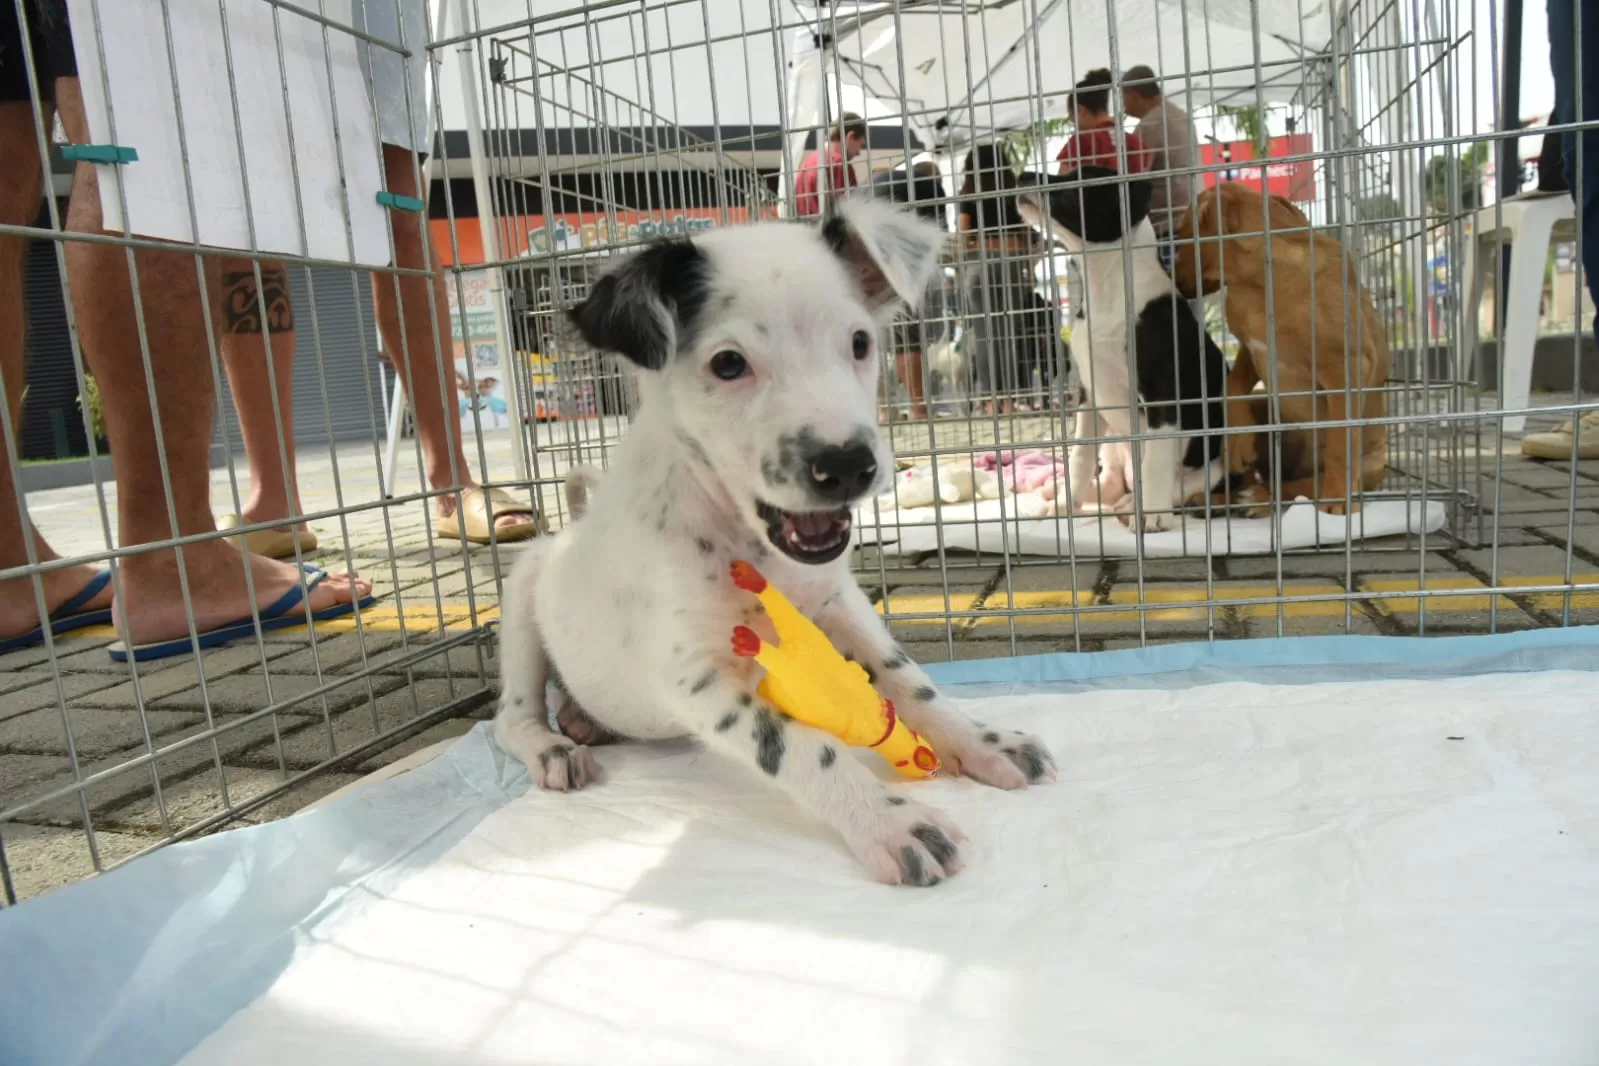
[730,561,940,779]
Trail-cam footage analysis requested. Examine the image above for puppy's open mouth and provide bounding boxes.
[755,500,853,565]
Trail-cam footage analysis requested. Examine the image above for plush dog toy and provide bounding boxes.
[730,561,940,779]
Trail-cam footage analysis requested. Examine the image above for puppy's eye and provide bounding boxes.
[709,350,749,381]
[851,330,871,361]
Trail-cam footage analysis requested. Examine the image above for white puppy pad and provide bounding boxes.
[178,669,1599,1066]
[858,497,1447,557]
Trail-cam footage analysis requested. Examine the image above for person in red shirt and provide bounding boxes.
[1057,68,1147,175]
[794,112,867,216]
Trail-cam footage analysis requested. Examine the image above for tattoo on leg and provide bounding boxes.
[222,266,294,334]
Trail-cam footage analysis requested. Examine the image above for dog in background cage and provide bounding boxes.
[1171,183,1389,514]
[1016,167,1228,531]
[493,199,1056,887]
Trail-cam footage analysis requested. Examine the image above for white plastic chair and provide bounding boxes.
[1465,192,1578,432]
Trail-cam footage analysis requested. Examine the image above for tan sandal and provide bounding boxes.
[217,513,320,559]
[436,486,545,545]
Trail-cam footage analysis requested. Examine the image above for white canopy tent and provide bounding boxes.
[434,0,1452,283]
[782,0,1342,156]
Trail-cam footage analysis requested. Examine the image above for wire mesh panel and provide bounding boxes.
[0,0,524,903]
[2,0,1594,904]
[472,0,1592,661]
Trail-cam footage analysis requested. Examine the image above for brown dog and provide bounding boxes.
[1172,184,1389,514]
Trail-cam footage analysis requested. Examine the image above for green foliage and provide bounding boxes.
[78,374,106,442]
[1004,117,1073,173]
[1357,193,1405,237]
[1425,141,1491,217]
[1215,104,1271,156]
[1358,193,1403,222]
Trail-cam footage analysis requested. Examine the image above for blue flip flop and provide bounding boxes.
[0,569,115,654]
[106,566,376,664]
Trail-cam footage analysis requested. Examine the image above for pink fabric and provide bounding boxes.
[973,450,1065,493]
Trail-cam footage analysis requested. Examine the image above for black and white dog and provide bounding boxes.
[494,199,1056,887]
[1016,167,1228,530]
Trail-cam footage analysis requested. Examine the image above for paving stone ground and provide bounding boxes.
[4,398,1597,902]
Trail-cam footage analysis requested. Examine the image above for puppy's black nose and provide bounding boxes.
[809,443,878,502]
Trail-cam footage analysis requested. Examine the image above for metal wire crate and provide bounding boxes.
[470,0,1593,655]
[2,0,1594,906]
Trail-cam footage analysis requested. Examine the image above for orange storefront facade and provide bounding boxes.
[430,205,776,267]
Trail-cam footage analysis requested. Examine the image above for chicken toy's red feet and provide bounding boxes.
[730,560,767,593]
[732,625,762,658]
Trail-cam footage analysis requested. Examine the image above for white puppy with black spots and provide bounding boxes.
[494,200,1056,887]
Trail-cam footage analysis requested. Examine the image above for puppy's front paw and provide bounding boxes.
[533,738,599,792]
[948,727,1057,790]
[1018,490,1058,519]
[846,799,967,886]
[1114,495,1177,532]
[1234,481,1272,518]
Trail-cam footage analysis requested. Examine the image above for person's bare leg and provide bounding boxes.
[0,99,114,641]
[896,351,927,420]
[56,80,367,646]
[374,144,531,532]
[217,258,306,532]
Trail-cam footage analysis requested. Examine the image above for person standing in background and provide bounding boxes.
[794,113,867,217]
[0,1,372,660]
[217,0,543,552]
[1121,65,1197,256]
[871,161,948,419]
[1522,0,1599,460]
[1057,68,1147,175]
[957,145,1047,414]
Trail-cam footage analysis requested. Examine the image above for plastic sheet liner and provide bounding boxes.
[3,628,1597,1066]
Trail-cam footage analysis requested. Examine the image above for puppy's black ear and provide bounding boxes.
[1053,166,1153,243]
[567,239,710,370]
[1122,177,1153,231]
[820,198,947,317]
[1014,172,1061,232]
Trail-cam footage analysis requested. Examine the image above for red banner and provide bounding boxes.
[1197,133,1317,203]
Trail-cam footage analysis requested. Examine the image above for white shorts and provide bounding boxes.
[350,0,429,154]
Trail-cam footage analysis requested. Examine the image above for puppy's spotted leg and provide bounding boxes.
[673,662,965,886]
[817,584,1057,791]
[493,543,599,792]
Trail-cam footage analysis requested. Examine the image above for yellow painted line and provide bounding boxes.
[30,604,497,645]
[1103,584,1350,621]
[1362,573,1599,614]
[37,572,1599,651]
[300,604,496,635]
[1209,585,1350,618]
[59,623,118,640]
[1526,591,1599,609]
[973,584,1350,625]
[875,591,985,624]
[971,588,1092,626]
[1498,573,1599,610]
[1363,575,1511,613]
